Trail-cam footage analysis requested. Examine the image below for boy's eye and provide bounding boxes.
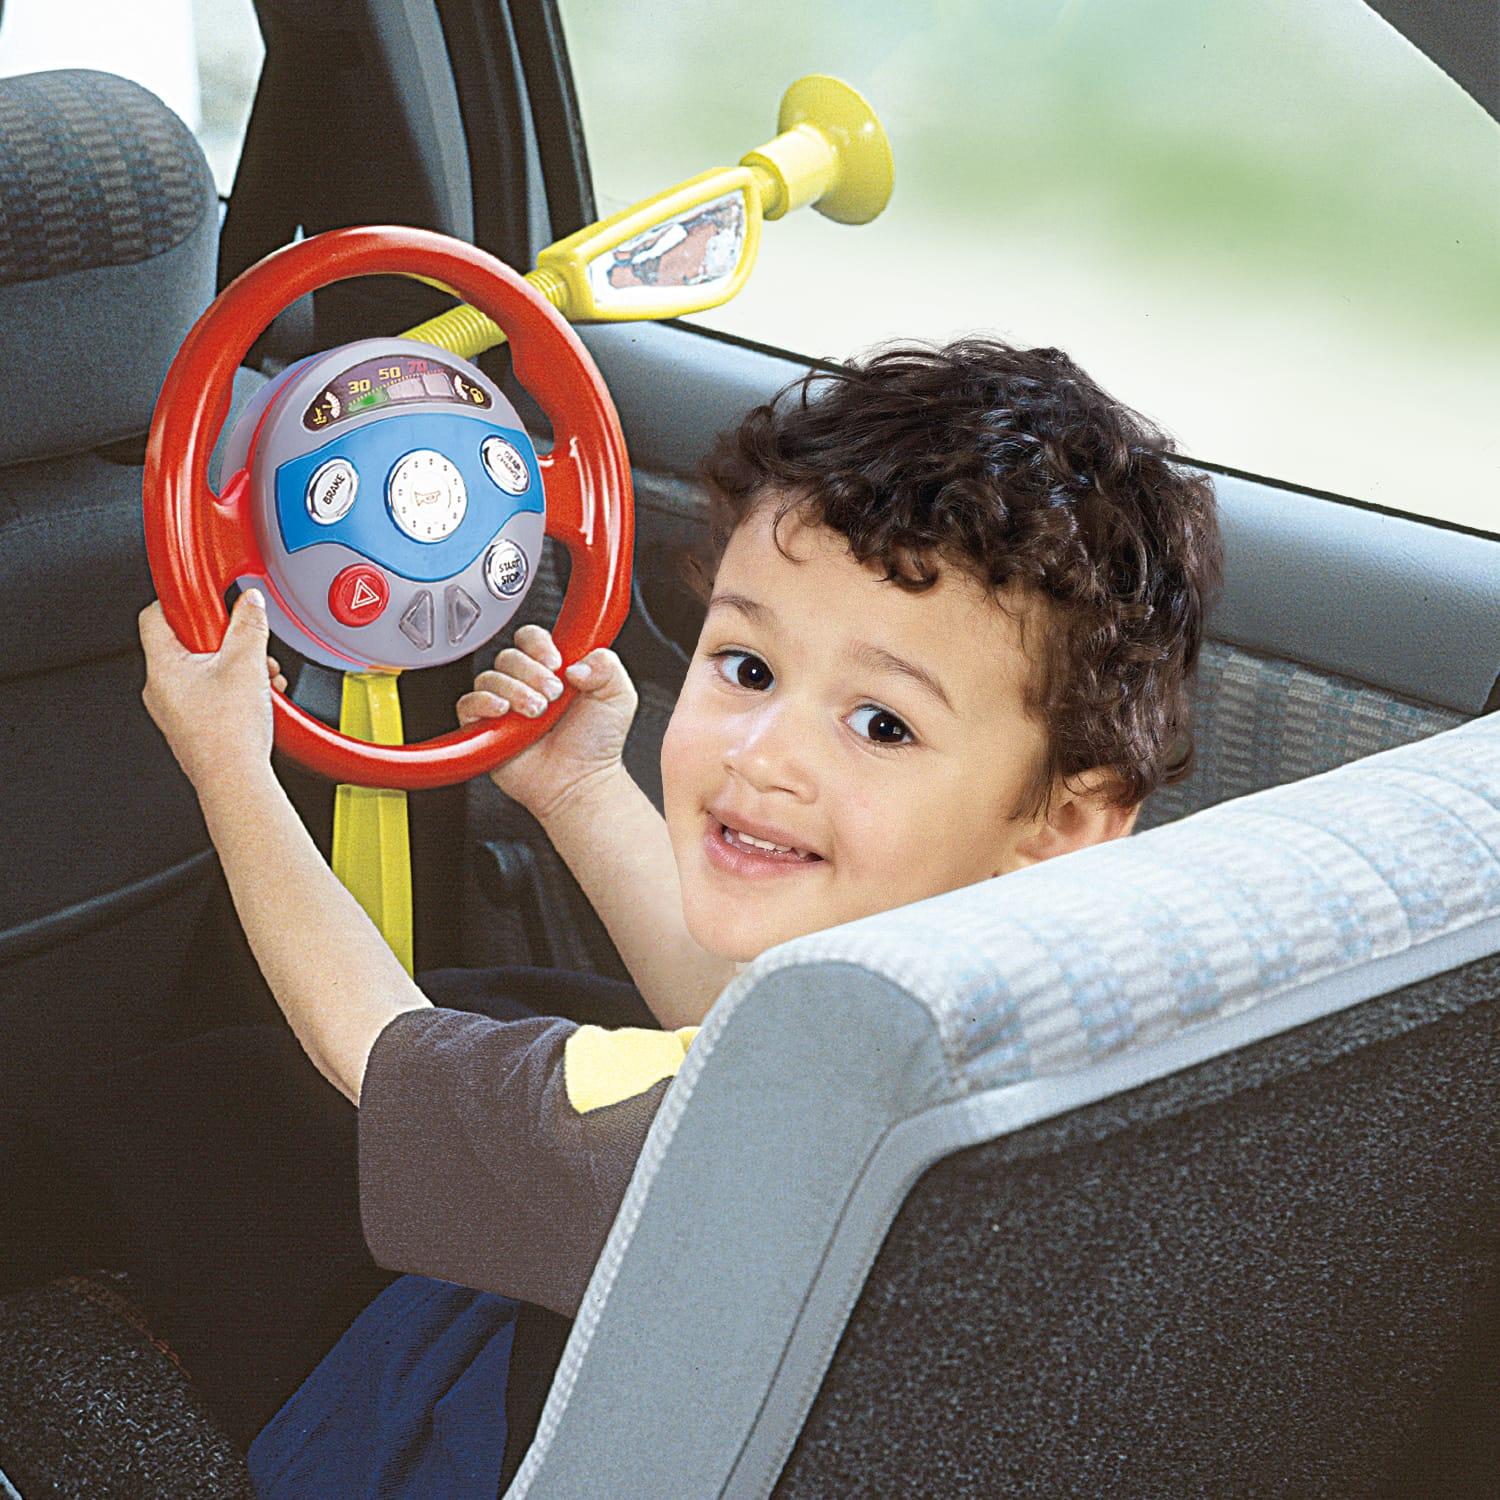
[848,704,915,749]
[710,647,772,692]
[707,649,915,750]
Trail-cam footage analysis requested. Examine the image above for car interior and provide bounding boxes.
[0,2,1496,1496]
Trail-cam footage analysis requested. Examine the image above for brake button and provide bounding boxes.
[306,458,358,524]
[329,564,390,627]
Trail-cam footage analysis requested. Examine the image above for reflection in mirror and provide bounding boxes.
[586,191,747,313]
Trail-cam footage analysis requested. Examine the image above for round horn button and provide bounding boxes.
[388,450,468,542]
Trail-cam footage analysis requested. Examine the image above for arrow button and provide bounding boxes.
[399,590,435,650]
[445,585,483,646]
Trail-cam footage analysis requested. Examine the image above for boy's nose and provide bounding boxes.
[723,701,816,801]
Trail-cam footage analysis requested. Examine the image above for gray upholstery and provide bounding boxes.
[0,71,218,466]
[0,364,264,683]
[0,65,264,1099]
[508,705,1499,1498]
[775,952,1499,1497]
[0,66,268,1495]
[1138,636,1465,830]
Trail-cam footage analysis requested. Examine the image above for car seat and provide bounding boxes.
[0,69,271,1094]
[0,68,272,1498]
[493,399,1500,1497]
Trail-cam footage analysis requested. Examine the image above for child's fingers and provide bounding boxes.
[137,599,186,663]
[456,689,513,726]
[490,646,564,708]
[472,668,552,718]
[512,623,562,670]
[563,648,632,700]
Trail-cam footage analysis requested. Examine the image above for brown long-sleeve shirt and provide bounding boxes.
[357,1006,698,1317]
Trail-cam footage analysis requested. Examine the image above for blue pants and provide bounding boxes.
[248,1275,521,1499]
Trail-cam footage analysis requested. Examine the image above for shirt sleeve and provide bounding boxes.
[357,1006,694,1318]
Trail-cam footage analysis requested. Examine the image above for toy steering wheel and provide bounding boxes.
[143,225,633,790]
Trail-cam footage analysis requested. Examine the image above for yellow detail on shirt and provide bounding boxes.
[563,1025,701,1115]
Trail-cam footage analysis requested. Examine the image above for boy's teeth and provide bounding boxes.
[738,829,790,852]
[722,823,807,858]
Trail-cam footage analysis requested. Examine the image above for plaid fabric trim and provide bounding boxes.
[724,708,1497,1098]
[1140,638,1463,831]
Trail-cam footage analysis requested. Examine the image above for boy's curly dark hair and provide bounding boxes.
[679,336,1225,823]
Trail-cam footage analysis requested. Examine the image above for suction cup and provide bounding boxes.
[778,74,894,225]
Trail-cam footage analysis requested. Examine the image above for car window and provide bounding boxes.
[556,0,1498,534]
[0,0,262,196]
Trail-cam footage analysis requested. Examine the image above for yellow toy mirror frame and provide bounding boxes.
[334,75,893,972]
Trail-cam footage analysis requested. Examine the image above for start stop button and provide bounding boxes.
[483,540,529,598]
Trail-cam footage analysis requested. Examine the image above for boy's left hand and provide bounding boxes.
[139,589,287,793]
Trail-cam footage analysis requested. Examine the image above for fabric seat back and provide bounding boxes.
[0,70,221,1091]
[504,673,1500,1496]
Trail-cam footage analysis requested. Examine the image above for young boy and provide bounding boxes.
[104,337,1217,1490]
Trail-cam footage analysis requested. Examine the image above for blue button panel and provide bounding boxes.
[272,411,543,583]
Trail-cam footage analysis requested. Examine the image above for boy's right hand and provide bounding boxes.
[457,623,638,820]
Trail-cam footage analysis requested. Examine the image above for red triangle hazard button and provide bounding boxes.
[328,564,390,627]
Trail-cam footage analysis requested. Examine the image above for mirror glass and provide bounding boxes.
[586,191,748,313]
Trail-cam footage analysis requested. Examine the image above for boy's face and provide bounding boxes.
[662,501,1121,965]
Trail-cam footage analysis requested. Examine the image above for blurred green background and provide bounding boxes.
[559,0,1498,530]
[34,0,1489,531]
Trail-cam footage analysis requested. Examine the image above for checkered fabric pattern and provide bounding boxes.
[1140,637,1464,831]
[707,704,1496,1097]
[0,70,211,288]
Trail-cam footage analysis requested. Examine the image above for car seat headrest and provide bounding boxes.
[0,69,218,466]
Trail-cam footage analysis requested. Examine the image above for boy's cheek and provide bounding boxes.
[659,702,709,803]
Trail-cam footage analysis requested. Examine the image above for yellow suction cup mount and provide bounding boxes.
[403,73,893,357]
[745,73,894,224]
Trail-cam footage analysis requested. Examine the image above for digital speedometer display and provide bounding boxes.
[302,354,492,431]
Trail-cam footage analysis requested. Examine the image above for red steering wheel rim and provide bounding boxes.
[143,225,633,790]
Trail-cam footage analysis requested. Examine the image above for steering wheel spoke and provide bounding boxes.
[540,436,587,552]
[202,466,261,594]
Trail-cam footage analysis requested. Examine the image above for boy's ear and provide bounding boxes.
[1007,769,1138,872]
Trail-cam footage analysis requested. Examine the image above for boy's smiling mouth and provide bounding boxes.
[704,810,825,875]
